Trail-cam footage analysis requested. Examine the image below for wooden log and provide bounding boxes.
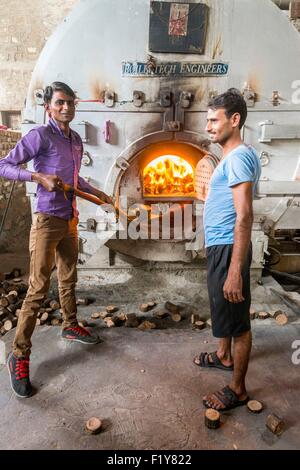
[106,305,118,314]
[99,311,110,319]
[15,309,22,318]
[3,318,17,331]
[8,290,18,298]
[258,311,269,320]
[85,417,102,434]
[164,301,181,313]
[51,318,62,326]
[171,313,182,322]
[40,311,49,323]
[194,320,206,330]
[191,313,200,324]
[249,307,256,320]
[104,317,115,328]
[138,320,156,330]
[78,320,88,327]
[0,307,10,320]
[11,268,21,279]
[266,414,284,435]
[247,400,263,413]
[274,311,288,326]
[112,315,124,326]
[0,326,6,336]
[153,309,168,319]
[0,297,9,308]
[147,301,157,308]
[91,312,101,319]
[76,297,89,306]
[139,303,151,313]
[49,300,60,311]
[205,409,220,429]
[125,313,139,328]
[206,319,212,328]
[36,318,41,326]
[117,312,127,322]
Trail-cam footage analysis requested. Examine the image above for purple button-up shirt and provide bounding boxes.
[0,118,95,220]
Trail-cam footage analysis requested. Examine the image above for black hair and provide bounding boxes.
[208,88,247,129]
[43,81,76,104]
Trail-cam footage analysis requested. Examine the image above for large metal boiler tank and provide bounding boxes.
[22,0,300,275]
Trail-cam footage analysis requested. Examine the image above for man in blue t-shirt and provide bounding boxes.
[193,89,261,411]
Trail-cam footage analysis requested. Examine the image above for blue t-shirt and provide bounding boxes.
[204,144,261,248]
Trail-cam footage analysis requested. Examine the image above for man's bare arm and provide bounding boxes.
[223,181,253,304]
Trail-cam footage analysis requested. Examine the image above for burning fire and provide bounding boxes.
[143,155,194,196]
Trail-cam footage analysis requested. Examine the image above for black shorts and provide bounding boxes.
[206,244,252,338]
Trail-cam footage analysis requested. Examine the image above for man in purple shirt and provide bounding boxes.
[0,82,112,398]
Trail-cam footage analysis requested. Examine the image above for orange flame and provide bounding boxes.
[143,155,194,196]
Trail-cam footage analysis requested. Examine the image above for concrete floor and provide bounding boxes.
[0,281,300,450]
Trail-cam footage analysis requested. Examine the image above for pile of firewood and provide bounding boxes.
[0,268,63,336]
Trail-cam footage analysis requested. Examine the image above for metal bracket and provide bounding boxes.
[104,90,115,107]
[242,84,256,108]
[82,151,92,166]
[116,157,130,171]
[259,120,300,142]
[133,90,145,107]
[160,91,172,107]
[86,218,97,232]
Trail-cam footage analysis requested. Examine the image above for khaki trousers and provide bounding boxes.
[13,213,79,356]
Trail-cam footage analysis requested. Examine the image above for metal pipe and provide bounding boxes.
[271,0,291,10]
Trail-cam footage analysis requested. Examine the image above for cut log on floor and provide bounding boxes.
[266,414,284,435]
[191,314,200,324]
[164,301,181,313]
[78,320,88,327]
[147,301,157,308]
[3,318,17,331]
[249,307,256,320]
[247,400,263,413]
[171,313,182,322]
[139,303,150,312]
[11,268,22,279]
[274,311,288,326]
[106,305,118,314]
[205,409,220,429]
[49,300,60,311]
[258,311,269,320]
[138,320,156,330]
[0,297,9,308]
[112,315,124,327]
[117,312,127,322]
[104,317,115,327]
[51,318,62,326]
[194,320,206,330]
[125,313,139,328]
[153,309,168,319]
[99,311,110,319]
[39,311,49,323]
[76,298,89,306]
[206,319,212,328]
[8,290,18,299]
[85,417,102,434]
[91,312,101,319]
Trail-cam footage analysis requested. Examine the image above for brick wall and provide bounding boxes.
[0,0,78,111]
[0,130,31,252]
